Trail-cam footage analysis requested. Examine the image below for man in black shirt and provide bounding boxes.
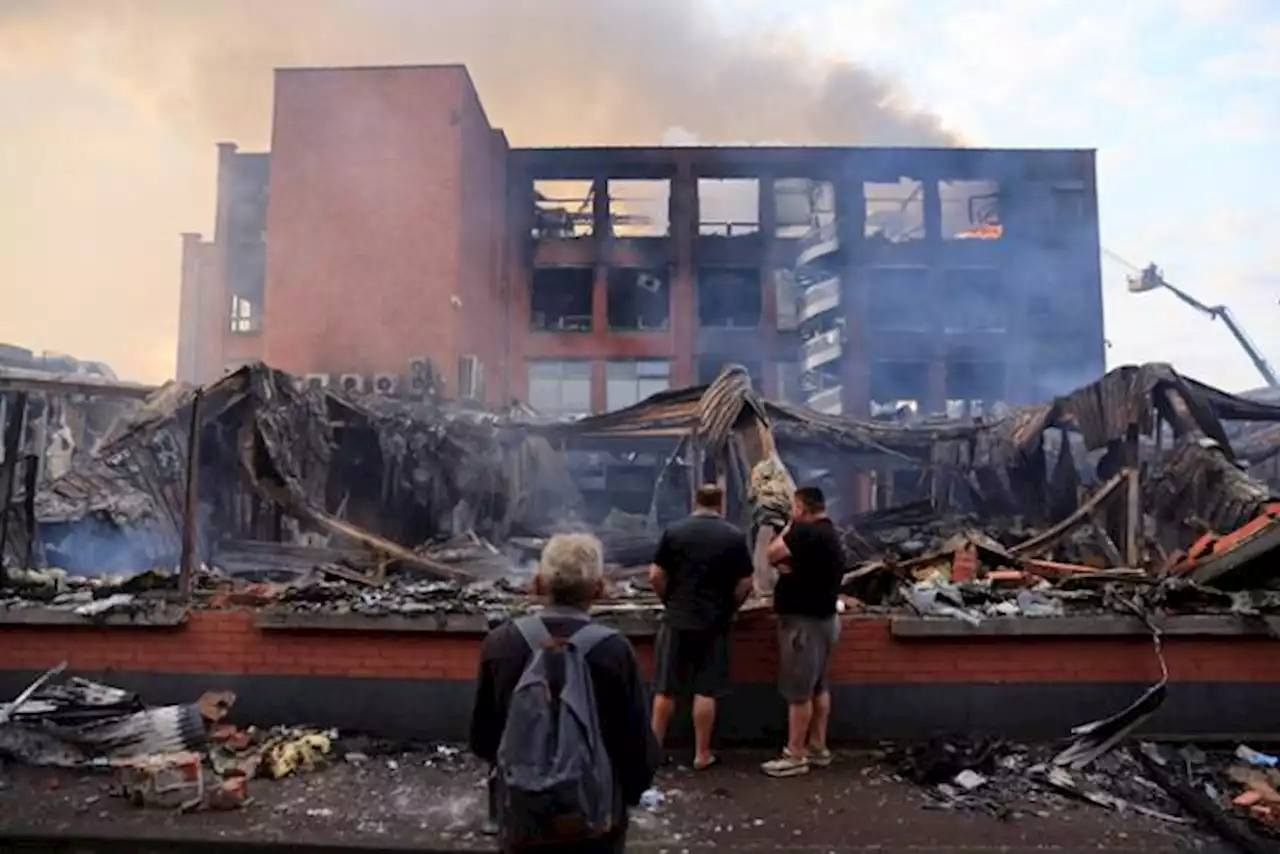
[648,484,755,770]
[761,485,845,778]
[470,533,660,853]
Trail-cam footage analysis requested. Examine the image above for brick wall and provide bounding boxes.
[2,610,1276,686]
[262,66,480,377]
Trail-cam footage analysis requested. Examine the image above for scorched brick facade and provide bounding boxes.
[178,63,1106,418]
[2,611,1277,743]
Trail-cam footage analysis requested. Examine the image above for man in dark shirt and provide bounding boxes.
[648,484,755,770]
[470,533,660,853]
[761,485,845,778]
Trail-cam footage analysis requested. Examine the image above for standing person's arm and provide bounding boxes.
[597,640,661,806]
[468,634,503,764]
[766,522,798,569]
[648,531,673,600]
[729,534,755,609]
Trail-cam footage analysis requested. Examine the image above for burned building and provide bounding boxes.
[179,64,1104,417]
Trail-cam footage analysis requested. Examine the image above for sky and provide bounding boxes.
[0,0,1276,392]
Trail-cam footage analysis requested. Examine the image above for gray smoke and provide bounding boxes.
[0,0,961,384]
[0,0,961,148]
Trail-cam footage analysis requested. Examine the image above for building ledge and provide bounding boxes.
[890,614,1280,639]
[0,607,189,628]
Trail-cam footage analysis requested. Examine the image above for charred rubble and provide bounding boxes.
[0,361,1279,626]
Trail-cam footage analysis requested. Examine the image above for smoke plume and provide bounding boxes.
[0,0,960,381]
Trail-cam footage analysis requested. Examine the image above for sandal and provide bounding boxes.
[693,755,719,772]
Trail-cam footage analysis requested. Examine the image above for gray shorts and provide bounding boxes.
[776,615,840,703]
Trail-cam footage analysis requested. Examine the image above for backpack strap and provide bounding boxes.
[567,622,617,658]
[513,615,551,651]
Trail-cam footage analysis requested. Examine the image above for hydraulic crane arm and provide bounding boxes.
[1129,264,1279,388]
[1212,306,1279,388]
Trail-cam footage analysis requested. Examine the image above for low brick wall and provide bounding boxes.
[0,608,1276,742]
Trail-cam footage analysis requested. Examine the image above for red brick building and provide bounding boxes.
[179,64,1105,417]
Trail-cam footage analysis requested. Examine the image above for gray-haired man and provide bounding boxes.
[469,534,660,853]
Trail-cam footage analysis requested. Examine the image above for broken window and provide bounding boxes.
[605,359,671,410]
[698,179,759,237]
[607,268,670,331]
[697,356,763,390]
[869,360,929,415]
[608,179,670,238]
[774,178,835,239]
[229,295,259,333]
[697,267,762,328]
[946,360,1006,403]
[939,180,1002,240]
[530,267,594,332]
[532,179,594,239]
[864,178,925,243]
[865,267,931,332]
[940,268,1006,333]
[527,360,593,416]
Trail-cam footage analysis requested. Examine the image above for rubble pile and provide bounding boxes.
[883,736,1280,849]
[0,664,472,814]
[2,359,1280,628]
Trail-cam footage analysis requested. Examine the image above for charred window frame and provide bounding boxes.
[530,267,594,332]
[697,267,762,329]
[607,180,671,238]
[869,360,930,416]
[527,360,593,417]
[532,179,594,239]
[865,266,931,332]
[946,360,1006,405]
[1050,182,1088,240]
[864,178,925,243]
[940,268,1007,333]
[774,179,835,239]
[939,180,1002,241]
[696,356,763,390]
[607,268,671,331]
[605,359,671,411]
[697,179,760,237]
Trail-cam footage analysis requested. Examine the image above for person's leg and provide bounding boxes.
[651,693,676,746]
[762,618,815,777]
[808,689,831,749]
[806,616,839,766]
[691,694,716,767]
[786,698,813,757]
[480,764,498,835]
[690,630,729,769]
[650,625,679,746]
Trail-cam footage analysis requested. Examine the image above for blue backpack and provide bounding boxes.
[496,616,618,849]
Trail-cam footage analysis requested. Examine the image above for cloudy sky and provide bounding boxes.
[0,0,1276,391]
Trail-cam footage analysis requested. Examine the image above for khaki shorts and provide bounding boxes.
[776,615,840,703]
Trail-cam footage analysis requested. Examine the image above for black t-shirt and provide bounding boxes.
[773,518,845,619]
[652,513,754,632]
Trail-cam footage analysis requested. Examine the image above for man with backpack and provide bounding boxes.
[469,533,660,853]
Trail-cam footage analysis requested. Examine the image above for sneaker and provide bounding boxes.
[807,746,834,768]
[762,753,810,778]
[782,745,832,768]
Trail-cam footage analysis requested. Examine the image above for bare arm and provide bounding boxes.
[766,523,793,568]
[648,563,668,599]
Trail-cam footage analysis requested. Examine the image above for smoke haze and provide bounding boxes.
[0,0,960,382]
